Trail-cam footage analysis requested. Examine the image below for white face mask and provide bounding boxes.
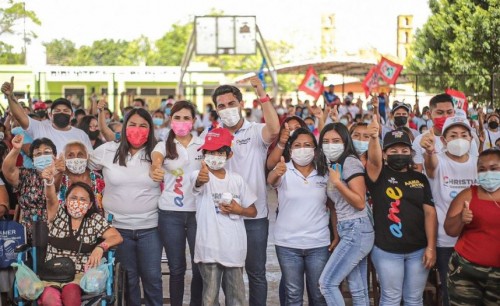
[291,148,315,166]
[277,108,285,116]
[65,158,88,174]
[446,138,470,157]
[322,143,344,162]
[204,155,227,170]
[0,132,4,141]
[218,107,241,127]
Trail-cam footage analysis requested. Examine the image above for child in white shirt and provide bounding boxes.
[191,128,257,305]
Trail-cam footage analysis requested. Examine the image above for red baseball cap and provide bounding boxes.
[34,101,47,111]
[198,128,234,151]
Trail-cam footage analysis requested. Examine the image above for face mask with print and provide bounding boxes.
[126,127,149,147]
[204,154,227,170]
[218,107,241,127]
[478,171,500,192]
[171,121,193,137]
[322,143,344,162]
[66,199,90,219]
[153,117,164,126]
[446,138,470,157]
[65,158,87,175]
[291,147,315,166]
[353,140,369,155]
[33,155,53,171]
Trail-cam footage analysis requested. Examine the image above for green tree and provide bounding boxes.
[0,42,24,64]
[44,38,77,65]
[407,0,500,105]
[149,23,193,66]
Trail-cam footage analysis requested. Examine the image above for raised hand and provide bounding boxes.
[196,160,210,186]
[11,134,23,150]
[249,76,266,98]
[329,105,339,122]
[371,95,379,109]
[41,162,56,182]
[278,123,290,147]
[273,156,287,177]
[97,99,107,111]
[420,128,436,154]
[367,114,379,139]
[462,201,473,224]
[150,166,165,182]
[1,76,14,97]
[54,153,66,173]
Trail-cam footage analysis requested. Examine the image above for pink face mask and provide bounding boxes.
[171,121,193,137]
[126,127,149,147]
[67,200,90,219]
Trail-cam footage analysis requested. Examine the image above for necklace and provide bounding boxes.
[486,191,500,209]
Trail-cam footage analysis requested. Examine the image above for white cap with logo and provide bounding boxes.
[442,109,471,134]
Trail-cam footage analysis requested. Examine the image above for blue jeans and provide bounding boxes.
[319,217,374,306]
[158,210,202,306]
[244,217,268,306]
[436,247,453,306]
[275,245,329,306]
[198,263,245,306]
[371,246,430,306]
[116,228,163,306]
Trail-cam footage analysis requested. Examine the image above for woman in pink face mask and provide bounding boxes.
[149,100,204,305]
[88,108,163,306]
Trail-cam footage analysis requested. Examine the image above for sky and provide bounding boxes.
[6,0,431,61]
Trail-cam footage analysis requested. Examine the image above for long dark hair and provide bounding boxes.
[277,116,307,162]
[283,127,328,176]
[65,182,98,218]
[319,122,359,166]
[113,108,156,166]
[165,101,196,160]
[77,115,97,135]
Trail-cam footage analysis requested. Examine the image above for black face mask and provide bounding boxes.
[36,110,47,118]
[88,130,100,140]
[394,116,408,127]
[386,154,412,171]
[488,121,499,130]
[53,113,71,128]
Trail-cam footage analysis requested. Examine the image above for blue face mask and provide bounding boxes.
[33,155,53,171]
[115,132,121,141]
[165,108,171,116]
[153,118,164,126]
[367,104,374,111]
[308,124,315,132]
[353,140,369,155]
[478,171,500,192]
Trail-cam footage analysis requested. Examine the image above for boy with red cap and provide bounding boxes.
[191,128,257,305]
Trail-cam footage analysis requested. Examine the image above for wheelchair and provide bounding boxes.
[11,216,126,306]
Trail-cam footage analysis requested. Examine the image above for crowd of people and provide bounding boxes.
[0,75,499,306]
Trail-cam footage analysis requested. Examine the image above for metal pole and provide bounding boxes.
[491,72,495,108]
[415,74,418,102]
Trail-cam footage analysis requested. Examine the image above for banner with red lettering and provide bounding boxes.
[445,88,468,112]
[377,57,403,84]
[298,66,323,100]
[362,66,380,98]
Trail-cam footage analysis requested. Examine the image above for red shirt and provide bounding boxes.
[455,185,500,268]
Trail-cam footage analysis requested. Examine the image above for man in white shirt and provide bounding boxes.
[211,76,280,306]
[381,101,420,139]
[1,77,92,154]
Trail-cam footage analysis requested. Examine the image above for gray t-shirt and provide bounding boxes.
[327,155,367,221]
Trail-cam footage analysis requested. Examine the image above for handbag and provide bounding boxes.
[39,257,76,283]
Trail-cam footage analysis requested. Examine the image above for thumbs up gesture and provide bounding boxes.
[273,156,287,177]
[97,99,107,111]
[367,114,379,139]
[54,153,66,173]
[420,128,436,154]
[278,123,290,148]
[1,76,14,97]
[150,166,166,182]
[196,160,210,186]
[461,201,473,224]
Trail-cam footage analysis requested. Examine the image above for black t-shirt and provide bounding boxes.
[366,165,434,253]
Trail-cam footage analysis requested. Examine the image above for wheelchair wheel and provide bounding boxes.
[113,262,126,306]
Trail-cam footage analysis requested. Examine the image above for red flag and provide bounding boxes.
[298,66,323,100]
[445,88,468,112]
[377,57,403,84]
[362,66,380,98]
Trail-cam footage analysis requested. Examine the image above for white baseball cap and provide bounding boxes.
[442,109,471,134]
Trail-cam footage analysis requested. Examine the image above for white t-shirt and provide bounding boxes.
[412,131,479,165]
[26,116,93,154]
[89,141,161,230]
[191,170,257,267]
[154,127,170,142]
[226,120,271,219]
[153,137,204,211]
[428,153,477,247]
[274,163,330,249]
[483,128,500,150]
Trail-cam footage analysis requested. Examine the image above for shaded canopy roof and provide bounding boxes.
[274,57,378,77]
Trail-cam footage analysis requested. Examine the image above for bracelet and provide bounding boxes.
[277,142,285,150]
[44,178,55,186]
[258,95,270,103]
[99,242,109,252]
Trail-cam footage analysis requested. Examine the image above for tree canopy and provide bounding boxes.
[407,0,499,105]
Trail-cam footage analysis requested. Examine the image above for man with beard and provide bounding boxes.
[1,77,92,154]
